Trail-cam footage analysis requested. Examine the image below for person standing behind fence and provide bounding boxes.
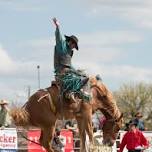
[119,121,149,152]
[52,128,65,152]
[132,112,146,131]
[0,99,11,128]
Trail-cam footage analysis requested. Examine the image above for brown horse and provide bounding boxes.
[10,77,123,152]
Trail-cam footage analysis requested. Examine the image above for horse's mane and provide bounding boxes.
[90,77,121,120]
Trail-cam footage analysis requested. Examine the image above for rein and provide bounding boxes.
[18,131,41,146]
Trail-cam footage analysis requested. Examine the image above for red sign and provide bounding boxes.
[27,129,46,152]
[60,129,74,152]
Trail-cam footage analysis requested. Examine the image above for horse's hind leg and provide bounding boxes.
[40,126,56,152]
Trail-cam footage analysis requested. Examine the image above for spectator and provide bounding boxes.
[52,128,65,152]
[0,99,11,128]
[119,121,149,152]
[99,115,106,129]
[132,112,146,131]
[92,111,106,130]
[64,120,77,130]
[124,122,130,131]
[92,113,99,130]
[64,120,78,137]
[92,111,103,130]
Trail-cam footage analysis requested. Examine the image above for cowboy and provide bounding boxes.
[0,99,11,128]
[119,121,149,152]
[52,17,90,101]
[132,112,146,131]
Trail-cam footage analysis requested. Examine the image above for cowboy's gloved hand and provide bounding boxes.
[52,17,60,27]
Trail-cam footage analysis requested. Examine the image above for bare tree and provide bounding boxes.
[114,82,152,130]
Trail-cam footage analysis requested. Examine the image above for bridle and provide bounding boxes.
[102,112,123,140]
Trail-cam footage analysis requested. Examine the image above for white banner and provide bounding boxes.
[0,128,18,150]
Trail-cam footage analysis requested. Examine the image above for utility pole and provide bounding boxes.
[27,85,31,99]
[37,65,40,89]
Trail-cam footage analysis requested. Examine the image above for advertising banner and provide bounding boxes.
[0,128,17,152]
[27,129,46,152]
[60,129,74,152]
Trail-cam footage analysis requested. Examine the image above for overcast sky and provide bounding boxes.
[0,0,152,103]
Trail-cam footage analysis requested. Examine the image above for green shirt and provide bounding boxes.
[0,108,7,126]
[0,107,11,127]
[54,27,75,73]
[55,27,69,54]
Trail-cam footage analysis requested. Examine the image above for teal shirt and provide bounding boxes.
[54,27,75,73]
[55,27,69,54]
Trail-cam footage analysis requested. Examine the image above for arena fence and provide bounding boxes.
[1,128,152,152]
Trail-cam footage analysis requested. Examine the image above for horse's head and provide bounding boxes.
[102,113,123,146]
[90,77,123,146]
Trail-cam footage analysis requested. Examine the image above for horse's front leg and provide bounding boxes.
[76,116,88,152]
[40,124,56,152]
[85,108,94,150]
[79,103,94,151]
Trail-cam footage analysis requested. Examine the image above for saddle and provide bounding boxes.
[51,80,82,115]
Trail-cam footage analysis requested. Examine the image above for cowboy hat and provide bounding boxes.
[64,35,79,50]
[129,120,138,127]
[0,99,8,105]
[135,112,143,118]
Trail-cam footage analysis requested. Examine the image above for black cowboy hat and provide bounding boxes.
[135,112,143,118]
[129,120,138,127]
[64,35,79,50]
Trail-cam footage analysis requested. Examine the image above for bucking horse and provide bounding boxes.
[10,76,123,152]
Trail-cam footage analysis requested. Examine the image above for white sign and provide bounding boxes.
[0,128,18,150]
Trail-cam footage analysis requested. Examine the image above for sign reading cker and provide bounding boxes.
[0,128,18,150]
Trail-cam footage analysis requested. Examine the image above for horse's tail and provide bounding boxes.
[10,108,30,126]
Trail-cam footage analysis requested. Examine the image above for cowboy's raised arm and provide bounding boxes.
[52,17,63,44]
